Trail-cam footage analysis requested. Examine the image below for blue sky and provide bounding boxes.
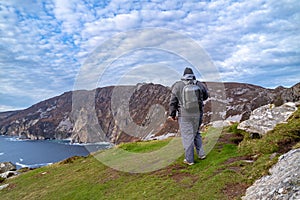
[0,0,299,111]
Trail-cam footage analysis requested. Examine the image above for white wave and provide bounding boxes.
[16,162,53,169]
[65,141,113,146]
[4,137,20,142]
[0,152,4,156]
[19,158,23,162]
[4,137,29,142]
[46,138,112,147]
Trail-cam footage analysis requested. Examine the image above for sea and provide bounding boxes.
[0,135,112,169]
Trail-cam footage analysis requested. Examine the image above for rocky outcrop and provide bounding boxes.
[0,171,18,179]
[0,82,299,144]
[242,148,300,200]
[219,82,300,122]
[0,162,17,186]
[0,162,16,173]
[238,102,299,136]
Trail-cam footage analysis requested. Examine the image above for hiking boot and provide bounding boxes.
[198,155,206,160]
[183,159,194,166]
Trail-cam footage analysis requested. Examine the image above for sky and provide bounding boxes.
[0,0,299,112]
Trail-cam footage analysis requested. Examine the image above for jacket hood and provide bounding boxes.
[181,73,195,80]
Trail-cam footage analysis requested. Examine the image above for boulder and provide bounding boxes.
[238,102,298,136]
[0,171,18,179]
[242,148,300,200]
[0,162,17,173]
[209,120,233,128]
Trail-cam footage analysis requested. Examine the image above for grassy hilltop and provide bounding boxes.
[0,108,299,200]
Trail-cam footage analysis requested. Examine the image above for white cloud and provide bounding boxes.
[0,0,299,111]
[0,105,26,112]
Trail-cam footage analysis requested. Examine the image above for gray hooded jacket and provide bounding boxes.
[169,74,208,118]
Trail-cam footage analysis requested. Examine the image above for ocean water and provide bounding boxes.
[0,135,112,169]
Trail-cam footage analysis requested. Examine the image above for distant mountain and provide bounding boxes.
[0,82,299,144]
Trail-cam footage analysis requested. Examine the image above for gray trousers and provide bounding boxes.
[179,116,205,163]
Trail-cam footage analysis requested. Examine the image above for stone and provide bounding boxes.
[237,102,298,136]
[0,171,18,179]
[242,148,300,200]
[209,120,233,128]
[0,162,16,173]
[0,184,9,191]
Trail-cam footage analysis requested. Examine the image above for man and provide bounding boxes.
[168,67,208,165]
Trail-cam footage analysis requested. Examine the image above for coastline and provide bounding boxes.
[0,135,112,170]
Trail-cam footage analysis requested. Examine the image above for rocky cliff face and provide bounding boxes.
[0,111,19,120]
[0,82,299,144]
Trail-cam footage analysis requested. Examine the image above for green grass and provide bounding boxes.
[0,107,299,200]
[0,139,245,200]
[118,138,172,153]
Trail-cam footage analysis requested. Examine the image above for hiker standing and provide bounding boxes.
[168,67,209,165]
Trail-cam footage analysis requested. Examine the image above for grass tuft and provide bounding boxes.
[0,177,5,183]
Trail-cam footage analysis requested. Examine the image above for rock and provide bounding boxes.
[242,148,300,200]
[0,162,16,173]
[0,184,9,191]
[237,102,298,136]
[0,171,18,179]
[209,120,233,128]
